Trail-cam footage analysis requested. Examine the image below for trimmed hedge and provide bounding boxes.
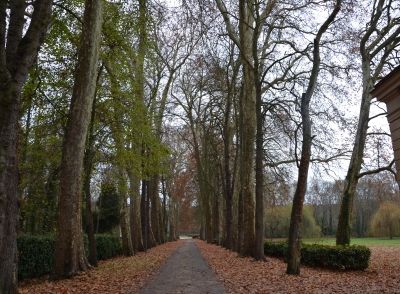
[264,241,371,270]
[18,235,55,279]
[264,241,288,258]
[17,234,122,279]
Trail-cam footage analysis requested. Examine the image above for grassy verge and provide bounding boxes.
[303,237,400,246]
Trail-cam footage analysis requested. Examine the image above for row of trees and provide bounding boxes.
[310,173,400,237]
[0,0,197,292]
[169,0,399,276]
[1,0,400,292]
[265,200,400,240]
[215,171,400,239]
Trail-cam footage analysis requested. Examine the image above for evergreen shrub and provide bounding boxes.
[17,234,122,279]
[94,234,122,260]
[18,235,55,279]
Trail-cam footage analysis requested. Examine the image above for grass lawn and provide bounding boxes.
[303,237,400,246]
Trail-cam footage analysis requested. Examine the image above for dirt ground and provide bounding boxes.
[196,240,400,294]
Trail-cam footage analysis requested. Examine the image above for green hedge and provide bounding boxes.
[18,235,55,279]
[94,234,122,260]
[264,241,371,270]
[17,234,122,279]
[264,241,288,258]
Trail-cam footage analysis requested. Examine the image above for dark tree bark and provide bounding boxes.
[140,177,156,250]
[53,0,103,278]
[223,115,234,249]
[128,170,144,252]
[213,189,220,243]
[135,0,149,251]
[287,1,341,275]
[161,176,168,243]
[149,175,161,244]
[0,1,52,292]
[146,180,157,248]
[222,52,239,250]
[140,179,148,251]
[238,0,256,257]
[169,196,178,241]
[83,93,99,267]
[254,79,264,260]
[236,87,245,253]
[118,173,134,256]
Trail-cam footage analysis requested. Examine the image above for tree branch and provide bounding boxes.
[358,160,396,179]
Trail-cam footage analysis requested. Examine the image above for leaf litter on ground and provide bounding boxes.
[196,240,400,294]
[19,240,182,294]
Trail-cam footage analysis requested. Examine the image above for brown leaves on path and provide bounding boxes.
[196,240,400,294]
[19,240,182,294]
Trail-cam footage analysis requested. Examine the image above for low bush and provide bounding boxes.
[94,234,122,260]
[264,241,288,258]
[18,234,122,279]
[18,235,55,279]
[264,241,371,270]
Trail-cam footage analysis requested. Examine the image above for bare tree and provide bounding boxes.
[337,0,400,245]
[287,0,341,275]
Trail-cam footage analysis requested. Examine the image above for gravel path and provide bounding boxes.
[140,239,225,294]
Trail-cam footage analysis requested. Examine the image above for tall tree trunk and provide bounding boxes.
[223,70,235,249]
[83,94,98,267]
[0,1,52,291]
[82,65,102,266]
[287,2,340,274]
[118,173,133,256]
[237,190,244,252]
[0,82,21,294]
[236,86,244,252]
[140,179,148,251]
[336,65,372,245]
[53,0,102,278]
[254,80,264,260]
[169,198,178,241]
[149,175,161,244]
[146,182,157,248]
[203,181,213,242]
[213,189,220,243]
[286,93,312,275]
[161,176,167,243]
[223,137,233,249]
[158,205,165,243]
[141,177,156,250]
[238,0,256,257]
[336,0,399,246]
[135,0,150,251]
[128,170,143,252]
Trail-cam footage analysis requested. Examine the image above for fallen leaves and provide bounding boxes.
[196,241,400,294]
[18,240,182,294]
[18,239,400,293]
